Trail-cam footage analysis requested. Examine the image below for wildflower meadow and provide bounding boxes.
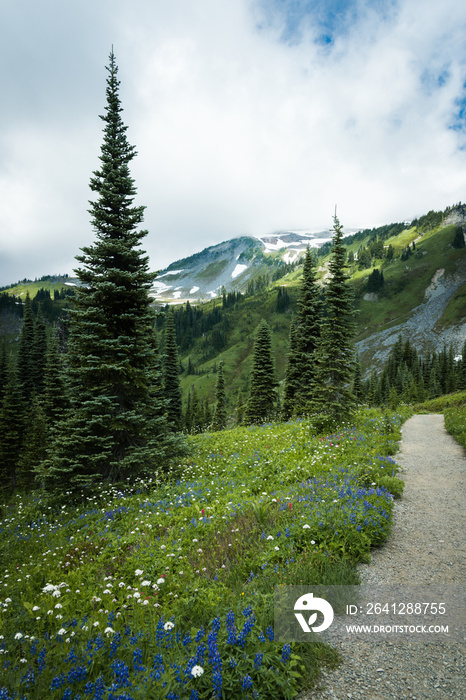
[0,407,409,699]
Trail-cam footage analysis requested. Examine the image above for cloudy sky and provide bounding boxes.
[1,0,465,286]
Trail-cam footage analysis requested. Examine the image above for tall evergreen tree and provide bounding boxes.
[42,330,69,431]
[163,311,183,431]
[0,338,8,402]
[203,396,212,428]
[184,390,193,433]
[0,361,25,492]
[294,247,322,413]
[235,390,244,425]
[17,292,35,401]
[314,213,356,423]
[212,359,227,431]
[43,51,182,493]
[31,305,48,395]
[19,393,47,489]
[282,320,300,420]
[352,353,363,404]
[245,320,277,424]
[190,387,202,433]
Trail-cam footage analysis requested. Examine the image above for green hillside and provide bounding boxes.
[162,210,466,413]
[2,205,465,417]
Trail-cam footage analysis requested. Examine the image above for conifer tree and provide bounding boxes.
[43,51,183,493]
[0,338,8,402]
[19,393,47,489]
[379,372,390,405]
[314,213,355,423]
[245,320,277,424]
[184,390,193,433]
[0,362,25,492]
[31,305,48,395]
[352,354,363,404]
[17,292,35,401]
[42,331,69,431]
[282,320,300,419]
[163,311,183,431]
[294,247,322,413]
[367,370,378,406]
[212,360,227,431]
[190,387,202,433]
[388,385,399,409]
[203,396,212,427]
[428,364,442,398]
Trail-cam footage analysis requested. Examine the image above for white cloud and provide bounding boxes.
[1,0,466,285]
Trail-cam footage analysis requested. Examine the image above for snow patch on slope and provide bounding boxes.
[152,281,172,293]
[259,238,286,252]
[158,269,184,278]
[232,264,248,279]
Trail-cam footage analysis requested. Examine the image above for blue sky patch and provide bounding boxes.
[449,82,466,133]
[257,0,398,46]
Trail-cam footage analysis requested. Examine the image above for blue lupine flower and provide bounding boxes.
[133,647,145,673]
[226,610,237,644]
[51,673,66,690]
[254,652,263,668]
[195,643,206,666]
[67,665,87,685]
[110,660,131,689]
[242,675,253,690]
[212,670,222,696]
[37,648,46,675]
[281,644,291,663]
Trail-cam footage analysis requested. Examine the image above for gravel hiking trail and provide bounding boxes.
[300,413,465,700]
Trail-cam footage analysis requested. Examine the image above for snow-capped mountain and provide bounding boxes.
[151,229,357,302]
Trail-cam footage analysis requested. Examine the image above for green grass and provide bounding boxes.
[2,278,78,298]
[195,259,230,282]
[444,405,466,451]
[413,390,466,413]
[353,224,466,339]
[435,281,466,329]
[0,407,408,699]
[179,219,466,404]
[412,390,466,451]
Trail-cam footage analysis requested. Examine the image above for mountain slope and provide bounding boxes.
[151,229,359,302]
[2,205,465,411]
[168,207,466,406]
